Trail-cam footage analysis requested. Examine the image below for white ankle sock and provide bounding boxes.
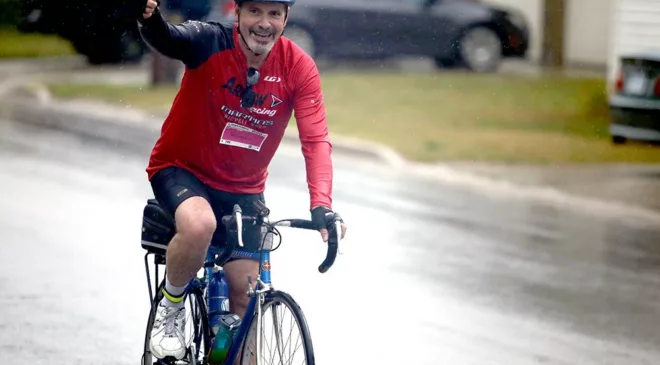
[161,277,187,308]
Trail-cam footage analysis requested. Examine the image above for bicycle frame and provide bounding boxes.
[220,249,271,365]
[142,201,341,365]
[220,216,341,365]
[143,232,273,365]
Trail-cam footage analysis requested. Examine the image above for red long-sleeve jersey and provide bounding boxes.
[139,11,333,210]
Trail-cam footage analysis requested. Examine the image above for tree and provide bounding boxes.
[541,0,566,68]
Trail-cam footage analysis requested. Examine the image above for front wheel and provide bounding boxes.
[240,290,315,365]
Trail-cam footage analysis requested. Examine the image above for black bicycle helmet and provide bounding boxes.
[234,0,296,5]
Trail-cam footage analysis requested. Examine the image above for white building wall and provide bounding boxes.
[564,0,613,68]
[483,0,612,68]
[479,0,660,82]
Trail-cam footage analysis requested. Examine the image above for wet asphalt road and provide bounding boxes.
[2,118,660,365]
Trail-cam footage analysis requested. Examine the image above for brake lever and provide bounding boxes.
[334,219,343,255]
[233,204,244,247]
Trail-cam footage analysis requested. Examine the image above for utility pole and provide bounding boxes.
[151,0,180,86]
[541,0,566,68]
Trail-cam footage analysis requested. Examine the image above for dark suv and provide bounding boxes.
[17,0,211,65]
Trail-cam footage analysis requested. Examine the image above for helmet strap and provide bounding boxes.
[236,9,263,57]
[281,7,289,36]
[237,25,262,57]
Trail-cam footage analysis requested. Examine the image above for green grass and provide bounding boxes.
[0,27,76,58]
[46,72,660,164]
[48,83,178,114]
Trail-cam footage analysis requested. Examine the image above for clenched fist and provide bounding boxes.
[143,0,158,19]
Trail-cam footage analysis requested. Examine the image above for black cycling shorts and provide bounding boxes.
[149,166,268,261]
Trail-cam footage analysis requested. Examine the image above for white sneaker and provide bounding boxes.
[149,302,187,360]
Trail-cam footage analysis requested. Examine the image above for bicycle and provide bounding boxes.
[139,197,342,365]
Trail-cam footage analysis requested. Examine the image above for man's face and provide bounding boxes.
[237,2,288,55]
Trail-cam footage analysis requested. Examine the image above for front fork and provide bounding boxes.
[246,276,286,365]
[247,275,270,365]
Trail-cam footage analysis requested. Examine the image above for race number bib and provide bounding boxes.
[219,123,268,152]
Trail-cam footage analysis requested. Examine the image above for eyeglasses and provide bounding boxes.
[241,67,260,109]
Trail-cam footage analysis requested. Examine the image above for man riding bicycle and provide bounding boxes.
[137,0,348,360]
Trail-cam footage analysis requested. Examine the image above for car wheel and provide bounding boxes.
[285,25,316,58]
[457,26,503,72]
[119,31,146,64]
[612,135,627,144]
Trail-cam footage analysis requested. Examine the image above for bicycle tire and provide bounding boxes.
[239,290,315,365]
[141,279,211,365]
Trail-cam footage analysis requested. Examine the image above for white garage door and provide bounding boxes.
[608,0,660,84]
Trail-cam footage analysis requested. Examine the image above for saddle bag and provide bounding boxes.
[141,199,176,255]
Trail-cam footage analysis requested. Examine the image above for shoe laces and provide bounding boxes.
[160,306,185,337]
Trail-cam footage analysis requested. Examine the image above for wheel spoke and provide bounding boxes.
[270,308,281,365]
[241,294,311,365]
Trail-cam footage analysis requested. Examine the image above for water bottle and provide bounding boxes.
[208,313,242,364]
[208,268,230,333]
[208,268,239,364]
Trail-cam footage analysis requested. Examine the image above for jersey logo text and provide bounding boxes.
[221,105,274,126]
[250,107,277,117]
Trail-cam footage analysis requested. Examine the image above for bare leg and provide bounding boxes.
[223,259,259,317]
[166,196,216,286]
[224,259,260,365]
[150,196,216,360]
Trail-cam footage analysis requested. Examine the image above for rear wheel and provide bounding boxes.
[456,26,503,72]
[117,30,146,64]
[239,291,315,365]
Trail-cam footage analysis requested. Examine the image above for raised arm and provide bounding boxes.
[137,1,230,68]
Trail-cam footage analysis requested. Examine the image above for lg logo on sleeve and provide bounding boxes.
[264,76,281,82]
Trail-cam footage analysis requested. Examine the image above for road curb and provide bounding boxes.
[0,96,161,154]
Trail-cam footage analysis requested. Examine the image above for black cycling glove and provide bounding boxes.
[311,206,343,231]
